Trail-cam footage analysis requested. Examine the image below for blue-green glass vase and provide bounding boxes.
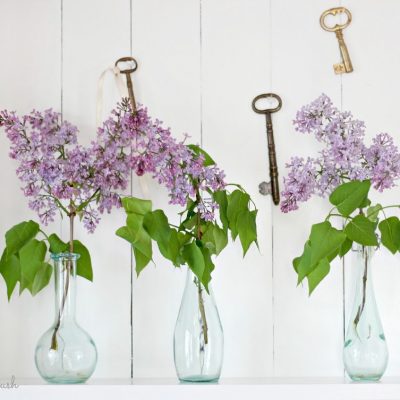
[35,253,97,384]
[174,269,224,383]
[343,246,388,381]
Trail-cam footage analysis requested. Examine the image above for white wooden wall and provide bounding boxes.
[1,0,400,380]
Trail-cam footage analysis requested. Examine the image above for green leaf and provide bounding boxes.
[125,214,152,275]
[133,246,152,276]
[31,262,52,295]
[211,225,228,255]
[329,180,371,217]
[19,239,47,294]
[339,237,353,257]
[296,241,313,283]
[165,229,181,266]
[187,144,215,166]
[296,222,345,284]
[344,215,378,246]
[48,233,68,254]
[307,258,330,295]
[143,210,171,246]
[227,190,250,240]
[183,242,205,283]
[367,204,382,222]
[237,209,258,256]
[200,247,215,293]
[116,226,137,243]
[213,190,229,231]
[72,240,93,281]
[202,224,228,256]
[0,250,20,300]
[122,197,152,216]
[5,220,39,258]
[379,217,400,254]
[308,222,346,267]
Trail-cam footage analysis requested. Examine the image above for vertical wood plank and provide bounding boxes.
[0,0,61,378]
[130,0,201,377]
[343,0,400,377]
[201,0,273,377]
[62,0,131,378]
[271,0,344,376]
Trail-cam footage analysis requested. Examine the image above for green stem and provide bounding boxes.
[195,189,209,345]
[353,246,368,331]
[50,208,75,351]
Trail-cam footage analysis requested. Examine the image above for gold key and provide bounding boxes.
[320,7,353,74]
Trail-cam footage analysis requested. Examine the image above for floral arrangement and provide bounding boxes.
[282,94,400,295]
[0,97,258,299]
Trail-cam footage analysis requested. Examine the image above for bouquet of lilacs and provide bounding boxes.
[281,94,400,295]
[0,98,258,302]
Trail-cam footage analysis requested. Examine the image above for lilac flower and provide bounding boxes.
[281,157,317,213]
[281,95,400,212]
[0,98,226,231]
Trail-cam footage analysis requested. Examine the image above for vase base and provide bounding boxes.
[348,375,383,382]
[41,376,89,384]
[179,375,220,384]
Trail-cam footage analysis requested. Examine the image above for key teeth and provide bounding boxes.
[334,63,346,74]
[259,181,272,196]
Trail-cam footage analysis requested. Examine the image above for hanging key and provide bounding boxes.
[320,7,353,74]
[252,93,282,205]
[115,56,138,114]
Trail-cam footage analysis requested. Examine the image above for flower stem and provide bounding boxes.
[353,246,368,330]
[197,281,209,345]
[195,189,209,345]
[50,208,75,351]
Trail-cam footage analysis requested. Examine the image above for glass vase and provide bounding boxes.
[174,269,224,383]
[35,253,97,384]
[343,245,388,381]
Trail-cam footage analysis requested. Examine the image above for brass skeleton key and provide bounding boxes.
[252,93,282,205]
[115,56,138,113]
[320,7,353,74]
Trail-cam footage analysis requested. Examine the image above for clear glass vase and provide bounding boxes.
[35,253,97,384]
[174,269,224,383]
[343,245,388,381]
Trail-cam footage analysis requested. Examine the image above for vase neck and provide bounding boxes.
[52,253,78,324]
[354,245,374,286]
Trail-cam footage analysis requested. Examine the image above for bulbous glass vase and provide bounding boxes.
[35,253,97,384]
[343,245,388,381]
[174,269,224,383]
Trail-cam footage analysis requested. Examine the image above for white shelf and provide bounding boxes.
[3,377,400,400]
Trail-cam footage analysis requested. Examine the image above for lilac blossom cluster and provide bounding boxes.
[0,99,226,231]
[99,100,225,220]
[281,94,400,213]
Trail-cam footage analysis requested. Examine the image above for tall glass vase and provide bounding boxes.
[174,269,224,383]
[35,253,97,384]
[343,245,388,381]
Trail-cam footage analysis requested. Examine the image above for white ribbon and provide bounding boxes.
[96,65,151,199]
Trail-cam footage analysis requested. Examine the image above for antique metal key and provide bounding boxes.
[320,7,353,74]
[115,56,138,113]
[252,93,282,205]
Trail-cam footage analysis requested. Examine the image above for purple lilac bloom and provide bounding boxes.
[281,94,400,212]
[0,99,226,231]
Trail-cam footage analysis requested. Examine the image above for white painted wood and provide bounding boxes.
[4,378,400,400]
[271,0,345,376]
[62,0,132,378]
[201,0,273,377]
[2,0,400,382]
[342,0,400,377]
[0,0,61,379]
[130,0,202,378]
